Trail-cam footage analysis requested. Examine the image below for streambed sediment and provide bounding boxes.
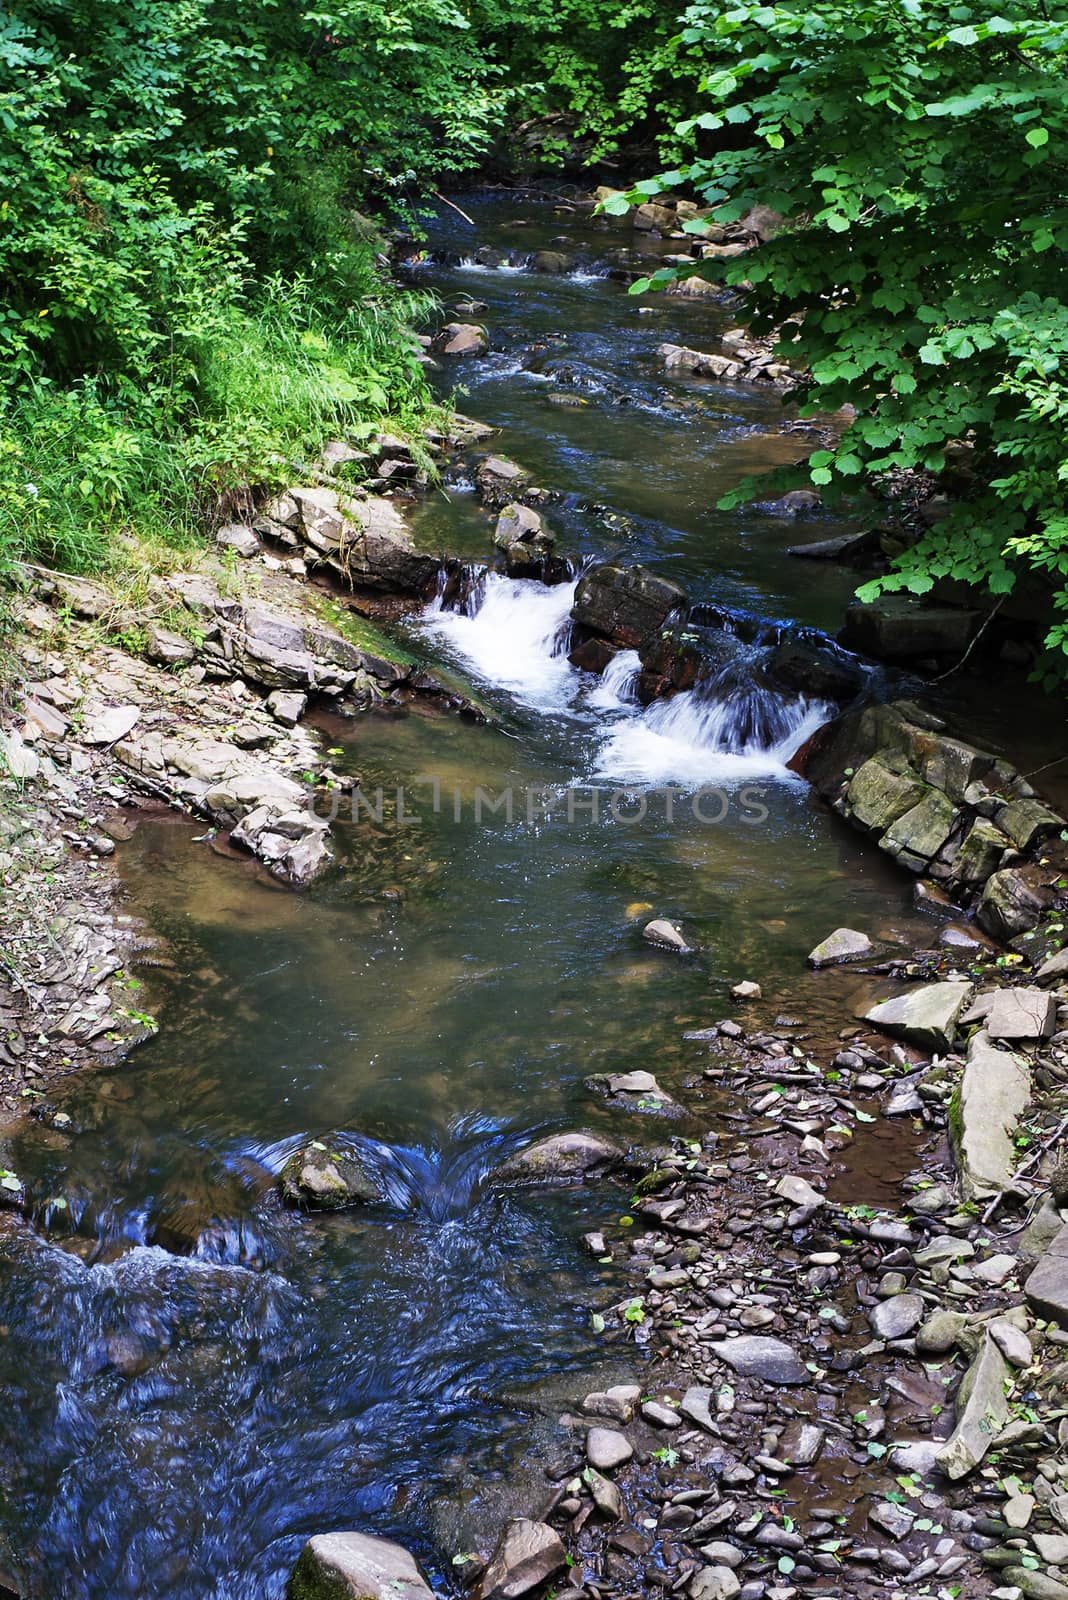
[1,192,1067,1600]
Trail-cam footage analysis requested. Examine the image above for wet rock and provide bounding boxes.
[479,1520,567,1600]
[868,1293,924,1341]
[955,1031,1031,1200]
[1025,1224,1068,1326]
[865,980,973,1052]
[839,596,981,662]
[808,927,874,968]
[492,1131,624,1186]
[280,1139,383,1210]
[1001,1570,1068,1600]
[762,635,866,703]
[586,1427,633,1470]
[571,563,688,651]
[582,1384,641,1423]
[288,1531,434,1600]
[680,1385,717,1433]
[643,919,692,953]
[935,1331,1012,1479]
[435,322,488,357]
[709,1335,807,1385]
[494,503,552,552]
[779,1421,825,1466]
[730,980,761,1001]
[584,1466,623,1520]
[584,1070,681,1114]
[658,343,743,380]
[475,456,530,509]
[531,250,573,274]
[985,987,1058,1041]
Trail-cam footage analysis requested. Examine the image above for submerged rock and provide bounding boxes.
[492,1131,624,1186]
[479,1519,567,1600]
[280,1139,383,1210]
[288,1531,434,1600]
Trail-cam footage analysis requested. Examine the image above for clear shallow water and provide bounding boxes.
[0,197,937,1600]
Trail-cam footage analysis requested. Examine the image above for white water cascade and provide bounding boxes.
[418,572,831,787]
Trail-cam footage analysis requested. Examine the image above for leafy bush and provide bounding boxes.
[613,2,1068,678]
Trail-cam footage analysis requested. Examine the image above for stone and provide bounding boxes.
[658,343,742,380]
[144,623,196,667]
[777,1421,825,1466]
[0,729,40,780]
[1025,1224,1068,1326]
[475,456,529,508]
[479,1520,567,1600]
[571,563,688,651]
[82,704,142,746]
[980,867,1053,941]
[935,1331,1012,1479]
[999,798,1063,852]
[586,1427,633,1470]
[493,1131,624,1186]
[436,322,488,357]
[972,1252,1019,1286]
[679,1385,717,1433]
[642,1399,682,1428]
[22,696,69,741]
[643,918,692,953]
[280,1139,383,1209]
[633,201,676,232]
[266,690,308,727]
[1034,1534,1068,1566]
[494,504,552,551]
[774,1173,825,1212]
[955,1031,1031,1200]
[881,787,958,870]
[915,1309,968,1355]
[730,980,761,1000]
[690,1569,741,1600]
[868,1293,924,1341]
[839,597,981,661]
[1036,948,1068,985]
[762,635,866,703]
[709,1335,807,1385]
[1001,1571,1068,1600]
[869,1501,915,1540]
[845,754,929,834]
[531,250,573,274]
[808,928,875,968]
[915,1236,975,1266]
[985,987,1058,1041]
[584,1467,623,1520]
[582,1384,641,1423]
[288,1531,434,1600]
[216,523,260,558]
[864,980,974,1052]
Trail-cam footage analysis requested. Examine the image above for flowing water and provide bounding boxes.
[0,194,1022,1599]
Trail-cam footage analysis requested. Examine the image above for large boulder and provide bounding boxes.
[492,1131,625,1186]
[289,1532,434,1600]
[281,1139,384,1210]
[979,865,1056,941]
[953,1030,1030,1199]
[571,564,688,651]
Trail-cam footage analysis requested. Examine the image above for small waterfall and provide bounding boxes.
[418,571,580,709]
[587,648,641,708]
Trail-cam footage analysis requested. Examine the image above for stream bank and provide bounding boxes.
[1,190,1068,1600]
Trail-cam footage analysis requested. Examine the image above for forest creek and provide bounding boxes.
[3,187,1068,1600]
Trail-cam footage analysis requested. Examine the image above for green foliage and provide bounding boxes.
[622,1,1068,676]
[0,0,497,599]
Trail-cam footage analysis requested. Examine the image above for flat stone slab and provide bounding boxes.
[709,1335,807,1385]
[985,986,1057,1040]
[808,927,875,968]
[955,1030,1031,1200]
[1036,947,1068,985]
[935,1331,1011,1479]
[480,1519,567,1600]
[865,980,974,1052]
[1026,1224,1068,1327]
